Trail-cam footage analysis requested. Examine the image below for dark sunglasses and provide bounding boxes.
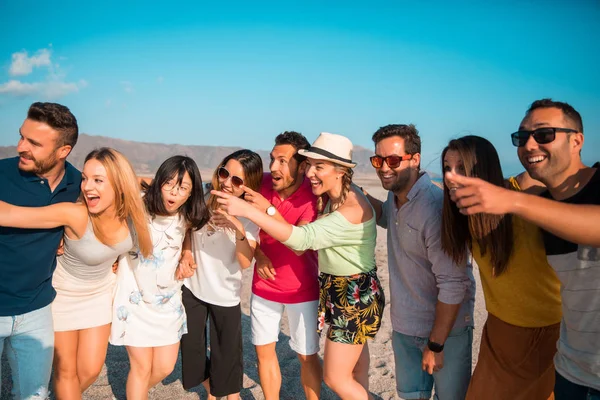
[370,154,413,169]
[217,167,244,188]
[511,127,578,147]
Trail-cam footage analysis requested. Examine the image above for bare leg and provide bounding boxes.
[201,379,217,400]
[76,324,111,392]
[323,338,373,400]
[148,343,180,388]
[53,330,81,400]
[297,353,322,400]
[126,346,153,400]
[255,342,281,400]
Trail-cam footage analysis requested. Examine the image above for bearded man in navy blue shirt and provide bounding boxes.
[0,102,81,399]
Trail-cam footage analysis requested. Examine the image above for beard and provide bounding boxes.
[18,150,60,175]
[379,170,411,193]
[273,168,300,192]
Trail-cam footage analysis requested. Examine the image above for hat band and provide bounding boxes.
[307,146,353,164]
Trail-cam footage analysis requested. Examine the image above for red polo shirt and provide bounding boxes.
[252,173,319,303]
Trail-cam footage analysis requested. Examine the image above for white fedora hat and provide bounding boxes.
[298,132,357,168]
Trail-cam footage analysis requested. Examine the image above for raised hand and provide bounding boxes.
[445,172,517,215]
[211,189,253,218]
[211,209,244,234]
[241,185,271,212]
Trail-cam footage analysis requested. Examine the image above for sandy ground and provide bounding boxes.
[1,179,487,400]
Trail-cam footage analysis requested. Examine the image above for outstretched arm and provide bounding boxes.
[446,172,600,247]
[0,201,86,232]
[212,190,294,242]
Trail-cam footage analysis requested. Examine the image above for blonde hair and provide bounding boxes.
[317,164,354,214]
[83,148,153,257]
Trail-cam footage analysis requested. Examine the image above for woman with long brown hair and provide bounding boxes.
[212,133,385,400]
[441,135,561,400]
[0,147,152,399]
[180,149,263,400]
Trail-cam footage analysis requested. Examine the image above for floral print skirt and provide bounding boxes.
[318,269,385,345]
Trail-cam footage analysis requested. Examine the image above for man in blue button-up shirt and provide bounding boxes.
[0,102,81,400]
[365,124,475,400]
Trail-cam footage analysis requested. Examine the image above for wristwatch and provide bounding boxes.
[266,205,276,216]
[427,340,444,353]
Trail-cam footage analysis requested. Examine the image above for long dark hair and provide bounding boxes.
[206,149,263,212]
[440,135,514,276]
[143,155,209,231]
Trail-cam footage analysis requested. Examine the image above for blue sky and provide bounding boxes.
[1,1,598,174]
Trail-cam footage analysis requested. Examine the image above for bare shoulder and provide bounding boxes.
[338,188,374,224]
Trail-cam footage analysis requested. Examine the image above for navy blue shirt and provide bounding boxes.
[0,156,81,316]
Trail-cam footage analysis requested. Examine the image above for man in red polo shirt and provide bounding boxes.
[243,131,321,400]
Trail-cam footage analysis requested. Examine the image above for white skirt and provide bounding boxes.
[109,255,187,347]
[52,261,115,332]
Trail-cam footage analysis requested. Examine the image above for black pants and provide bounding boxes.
[180,286,243,396]
[554,371,600,400]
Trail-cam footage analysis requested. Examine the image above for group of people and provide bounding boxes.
[0,99,597,400]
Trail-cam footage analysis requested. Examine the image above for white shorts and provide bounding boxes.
[250,294,320,355]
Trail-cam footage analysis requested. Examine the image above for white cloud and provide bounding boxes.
[0,79,87,99]
[9,49,52,76]
[121,81,134,93]
[0,47,86,100]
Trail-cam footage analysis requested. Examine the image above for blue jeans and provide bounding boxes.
[392,326,473,400]
[0,304,54,400]
[555,371,600,400]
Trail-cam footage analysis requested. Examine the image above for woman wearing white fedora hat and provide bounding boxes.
[212,132,385,400]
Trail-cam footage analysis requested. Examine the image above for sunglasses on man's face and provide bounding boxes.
[217,167,244,188]
[510,127,578,147]
[370,154,413,169]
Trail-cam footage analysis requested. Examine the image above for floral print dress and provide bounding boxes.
[110,214,188,347]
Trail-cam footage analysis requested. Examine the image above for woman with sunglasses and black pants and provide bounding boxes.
[179,149,263,400]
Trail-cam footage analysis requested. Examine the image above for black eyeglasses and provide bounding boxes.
[217,167,244,188]
[511,127,578,147]
[370,154,413,169]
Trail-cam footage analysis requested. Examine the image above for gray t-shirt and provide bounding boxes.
[543,163,600,390]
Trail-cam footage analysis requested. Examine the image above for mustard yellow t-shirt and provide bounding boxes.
[471,177,562,327]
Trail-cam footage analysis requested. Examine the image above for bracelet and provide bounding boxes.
[236,235,246,241]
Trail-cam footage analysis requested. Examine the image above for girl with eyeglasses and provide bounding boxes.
[179,149,263,400]
[440,135,561,400]
[109,155,209,399]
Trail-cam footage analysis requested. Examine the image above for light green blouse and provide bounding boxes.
[283,208,377,276]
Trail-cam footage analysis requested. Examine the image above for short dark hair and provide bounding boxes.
[371,124,421,155]
[27,102,79,148]
[143,156,209,231]
[274,131,310,162]
[526,98,584,133]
